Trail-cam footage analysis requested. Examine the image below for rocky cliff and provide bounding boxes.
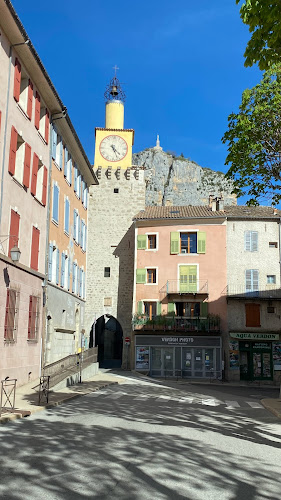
[132,148,236,207]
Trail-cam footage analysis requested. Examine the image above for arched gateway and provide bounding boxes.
[89,315,123,368]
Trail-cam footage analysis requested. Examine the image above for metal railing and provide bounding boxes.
[0,378,17,416]
[43,347,98,388]
[160,279,208,297]
[222,285,281,299]
[133,315,220,332]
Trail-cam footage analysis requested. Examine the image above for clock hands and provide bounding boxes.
[111,144,120,157]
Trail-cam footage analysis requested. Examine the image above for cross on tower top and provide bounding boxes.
[113,65,119,77]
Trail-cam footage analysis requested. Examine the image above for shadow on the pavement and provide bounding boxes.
[0,381,280,500]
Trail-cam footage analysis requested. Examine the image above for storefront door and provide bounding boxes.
[151,347,175,377]
[182,347,216,377]
[239,342,273,381]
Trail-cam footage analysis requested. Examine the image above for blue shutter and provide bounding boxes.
[85,187,88,208]
[56,249,60,285]
[53,185,59,222]
[61,252,65,287]
[84,224,87,252]
[83,270,86,299]
[82,178,85,205]
[69,156,72,185]
[68,258,71,290]
[73,210,77,240]
[77,266,80,296]
[52,126,57,159]
[72,263,75,293]
[59,137,63,170]
[77,172,80,199]
[79,268,83,297]
[64,147,68,177]
[65,198,70,233]
[48,244,53,280]
[74,163,78,192]
[78,215,81,245]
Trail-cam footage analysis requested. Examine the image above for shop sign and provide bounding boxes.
[135,335,221,347]
[273,343,281,371]
[230,333,279,341]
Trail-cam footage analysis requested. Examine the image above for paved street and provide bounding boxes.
[0,376,280,500]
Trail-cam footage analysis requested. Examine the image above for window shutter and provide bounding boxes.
[28,295,33,339]
[64,147,68,177]
[9,210,20,256]
[157,302,162,315]
[35,91,40,130]
[73,210,77,240]
[167,302,175,313]
[79,268,83,297]
[136,269,146,284]
[65,198,70,233]
[27,79,33,119]
[68,258,71,290]
[137,235,147,250]
[246,269,259,292]
[200,302,208,317]
[56,248,60,285]
[13,58,21,102]
[30,226,40,271]
[245,231,251,251]
[81,176,84,202]
[85,187,88,208]
[72,263,76,293]
[8,126,18,175]
[137,301,143,314]
[197,232,206,254]
[52,184,59,222]
[59,138,63,170]
[74,163,78,192]
[170,232,180,254]
[82,270,86,299]
[42,166,48,206]
[69,156,72,185]
[252,269,259,290]
[77,173,81,199]
[78,215,81,245]
[30,153,39,196]
[48,243,53,280]
[61,252,65,287]
[23,143,31,188]
[84,224,87,251]
[45,109,50,143]
[252,232,258,252]
[245,303,260,327]
[52,126,57,159]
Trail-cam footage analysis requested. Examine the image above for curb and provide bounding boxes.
[261,399,281,420]
[0,381,118,426]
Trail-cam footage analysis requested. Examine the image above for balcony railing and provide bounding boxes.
[132,314,220,333]
[160,279,208,297]
[222,285,281,299]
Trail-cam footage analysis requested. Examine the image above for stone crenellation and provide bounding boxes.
[132,148,237,207]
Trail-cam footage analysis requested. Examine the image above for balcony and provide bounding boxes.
[222,285,281,300]
[132,314,220,333]
[160,279,208,301]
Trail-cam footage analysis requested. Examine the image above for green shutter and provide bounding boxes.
[157,301,162,315]
[197,232,206,254]
[180,265,197,292]
[200,301,208,317]
[137,301,143,314]
[137,235,147,250]
[136,268,146,284]
[170,232,180,254]
[168,302,175,313]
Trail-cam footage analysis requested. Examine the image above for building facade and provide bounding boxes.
[131,205,227,378]
[85,76,146,368]
[225,206,281,384]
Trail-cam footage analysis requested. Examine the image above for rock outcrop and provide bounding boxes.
[132,148,236,207]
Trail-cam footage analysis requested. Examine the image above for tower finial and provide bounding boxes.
[154,134,162,151]
[104,70,126,102]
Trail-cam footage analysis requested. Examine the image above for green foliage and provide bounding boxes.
[236,0,281,70]
[222,65,281,205]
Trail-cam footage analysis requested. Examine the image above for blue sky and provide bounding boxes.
[12,0,261,175]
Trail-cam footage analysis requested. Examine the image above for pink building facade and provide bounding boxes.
[132,206,228,379]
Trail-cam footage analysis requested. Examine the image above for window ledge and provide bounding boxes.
[75,192,81,200]
[34,196,44,206]
[145,249,157,252]
[145,283,158,286]
[17,103,30,121]
[27,339,38,343]
[64,230,70,237]
[53,160,61,171]
[38,131,47,145]
[12,176,24,189]
[51,218,59,227]
[4,339,16,344]
[64,177,72,187]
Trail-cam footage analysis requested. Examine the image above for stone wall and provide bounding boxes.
[133,148,236,207]
[85,167,146,366]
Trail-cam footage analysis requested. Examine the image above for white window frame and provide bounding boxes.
[245,231,258,252]
[245,269,259,292]
[145,266,158,285]
[145,232,159,252]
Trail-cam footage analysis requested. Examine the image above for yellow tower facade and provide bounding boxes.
[94,77,134,169]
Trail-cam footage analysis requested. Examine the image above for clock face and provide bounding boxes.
[99,135,128,162]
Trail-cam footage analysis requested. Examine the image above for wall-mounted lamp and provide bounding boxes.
[0,236,21,263]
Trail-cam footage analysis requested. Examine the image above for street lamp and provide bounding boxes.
[10,245,21,263]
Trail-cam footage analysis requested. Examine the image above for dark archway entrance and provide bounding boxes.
[89,315,123,368]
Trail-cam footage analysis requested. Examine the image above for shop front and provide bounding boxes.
[135,335,222,378]
[229,333,281,382]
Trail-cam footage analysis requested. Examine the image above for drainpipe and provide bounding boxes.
[0,40,29,228]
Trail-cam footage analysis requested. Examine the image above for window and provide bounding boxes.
[267,275,276,284]
[147,268,157,284]
[61,252,66,287]
[48,243,59,284]
[31,154,47,205]
[104,267,110,278]
[175,302,206,317]
[72,262,78,294]
[30,226,40,271]
[9,209,20,257]
[81,221,87,251]
[52,184,59,223]
[28,296,39,340]
[73,210,80,242]
[170,231,206,254]
[144,301,157,320]
[114,188,119,194]
[64,198,70,234]
[13,58,33,120]
[148,234,157,249]
[35,91,49,143]
[269,242,278,248]
[4,289,19,341]
[245,231,258,252]
[52,128,63,169]
[8,126,31,187]
[245,269,259,292]
[267,306,275,313]
[64,146,72,185]
[75,167,81,198]
[245,303,260,327]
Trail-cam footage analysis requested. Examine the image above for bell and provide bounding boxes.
[110,85,118,96]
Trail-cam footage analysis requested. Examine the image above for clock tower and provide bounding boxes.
[85,73,146,369]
